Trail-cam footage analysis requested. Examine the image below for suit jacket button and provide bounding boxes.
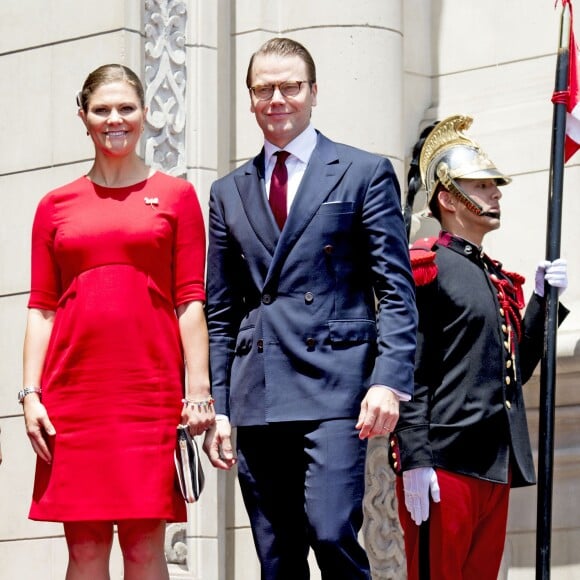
[306,337,316,348]
[257,339,264,353]
[323,244,334,255]
[262,294,272,305]
[506,400,512,409]
[304,291,314,304]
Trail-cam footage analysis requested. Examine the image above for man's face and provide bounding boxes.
[455,177,503,234]
[249,53,317,148]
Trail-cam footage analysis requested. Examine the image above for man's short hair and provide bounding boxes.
[246,37,317,89]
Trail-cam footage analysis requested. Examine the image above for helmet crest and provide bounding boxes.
[418,115,511,213]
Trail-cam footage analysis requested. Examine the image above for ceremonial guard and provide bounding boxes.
[391,115,569,579]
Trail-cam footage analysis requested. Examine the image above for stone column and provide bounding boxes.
[143,1,222,579]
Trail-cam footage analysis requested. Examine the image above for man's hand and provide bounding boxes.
[202,418,237,470]
[355,386,399,439]
[402,467,441,525]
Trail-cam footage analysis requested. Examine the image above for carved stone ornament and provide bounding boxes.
[165,522,188,566]
[144,0,187,177]
[363,437,407,579]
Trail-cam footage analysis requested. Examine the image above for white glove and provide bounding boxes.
[402,467,441,526]
[534,258,568,297]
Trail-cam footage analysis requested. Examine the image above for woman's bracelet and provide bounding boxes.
[182,396,215,411]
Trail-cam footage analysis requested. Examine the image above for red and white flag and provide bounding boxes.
[559,0,580,161]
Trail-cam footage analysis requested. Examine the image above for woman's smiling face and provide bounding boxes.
[79,81,146,158]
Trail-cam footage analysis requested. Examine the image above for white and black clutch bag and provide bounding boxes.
[175,424,205,503]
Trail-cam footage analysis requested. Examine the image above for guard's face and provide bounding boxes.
[455,178,503,234]
[458,178,502,216]
[249,53,317,149]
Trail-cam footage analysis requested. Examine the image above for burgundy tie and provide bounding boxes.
[269,151,290,230]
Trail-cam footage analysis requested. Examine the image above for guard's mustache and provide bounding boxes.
[479,210,501,218]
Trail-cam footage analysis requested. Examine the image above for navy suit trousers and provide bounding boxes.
[236,419,371,580]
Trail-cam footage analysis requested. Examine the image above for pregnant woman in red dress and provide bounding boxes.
[21,64,214,579]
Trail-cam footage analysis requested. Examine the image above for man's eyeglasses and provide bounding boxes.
[250,81,311,101]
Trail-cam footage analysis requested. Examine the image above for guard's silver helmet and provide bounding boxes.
[419,115,511,214]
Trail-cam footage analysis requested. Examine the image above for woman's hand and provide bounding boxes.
[23,397,56,464]
[181,397,216,436]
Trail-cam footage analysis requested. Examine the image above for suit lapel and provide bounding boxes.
[265,134,351,286]
[234,152,279,256]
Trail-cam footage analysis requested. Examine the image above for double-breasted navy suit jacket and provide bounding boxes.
[206,132,417,426]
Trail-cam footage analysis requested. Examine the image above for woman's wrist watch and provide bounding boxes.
[18,386,42,405]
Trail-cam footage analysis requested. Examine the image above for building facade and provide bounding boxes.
[0,1,579,578]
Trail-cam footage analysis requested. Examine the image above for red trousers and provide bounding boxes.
[396,469,510,580]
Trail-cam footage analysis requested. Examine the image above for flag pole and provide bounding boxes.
[536,3,570,578]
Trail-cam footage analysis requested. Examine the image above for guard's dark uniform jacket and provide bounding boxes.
[393,231,568,488]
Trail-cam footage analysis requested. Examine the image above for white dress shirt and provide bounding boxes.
[264,124,318,210]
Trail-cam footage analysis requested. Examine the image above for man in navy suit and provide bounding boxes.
[203,37,417,579]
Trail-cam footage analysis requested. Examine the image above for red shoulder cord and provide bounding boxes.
[489,264,526,347]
